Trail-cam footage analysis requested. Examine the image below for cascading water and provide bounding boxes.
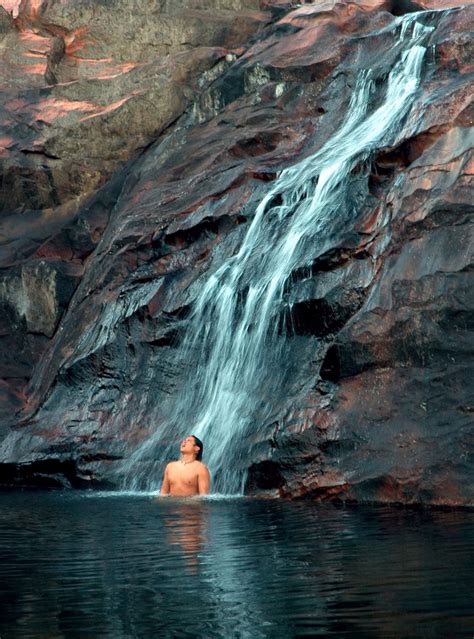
[122,13,437,494]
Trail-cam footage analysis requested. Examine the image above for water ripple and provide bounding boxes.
[0,493,472,638]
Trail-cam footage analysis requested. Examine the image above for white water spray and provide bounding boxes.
[122,15,436,493]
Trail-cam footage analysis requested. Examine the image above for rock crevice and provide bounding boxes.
[0,0,472,506]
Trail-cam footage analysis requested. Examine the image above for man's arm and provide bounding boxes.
[160,464,171,495]
[198,464,210,495]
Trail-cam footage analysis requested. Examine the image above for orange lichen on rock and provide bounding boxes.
[64,26,92,56]
[79,91,143,121]
[17,30,50,50]
[0,0,21,16]
[0,135,14,157]
[31,97,98,122]
[15,61,47,74]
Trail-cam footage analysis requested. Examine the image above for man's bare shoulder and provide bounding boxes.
[196,462,210,473]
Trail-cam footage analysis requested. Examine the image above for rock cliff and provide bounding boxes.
[0,0,472,506]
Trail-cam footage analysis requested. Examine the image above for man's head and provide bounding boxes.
[180,435,204,461]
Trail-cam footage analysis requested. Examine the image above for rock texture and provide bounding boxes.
[0,0,472,506]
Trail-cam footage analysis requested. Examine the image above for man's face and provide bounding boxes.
[180,435,198,456]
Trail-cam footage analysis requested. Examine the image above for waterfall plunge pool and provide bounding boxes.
[0,491,472,638]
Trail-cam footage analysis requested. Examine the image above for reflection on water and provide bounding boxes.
[0,493,472,638]
[162,500,208,575]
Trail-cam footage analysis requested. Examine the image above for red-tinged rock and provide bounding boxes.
[0,0,472,507]
[0,0,274,409]
[0,0,273,217]
[414,0,474,7]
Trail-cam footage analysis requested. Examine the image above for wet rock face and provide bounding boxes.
[0,0,272,423]
[0,0,472,506]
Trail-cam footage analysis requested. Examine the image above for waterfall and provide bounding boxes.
[122,14,436,493]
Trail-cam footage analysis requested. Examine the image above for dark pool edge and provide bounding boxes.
[0,485,473,512]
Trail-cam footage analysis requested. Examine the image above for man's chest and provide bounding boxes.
[168,464,199,486]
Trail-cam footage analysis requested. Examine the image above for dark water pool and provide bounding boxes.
[0,492,472,638]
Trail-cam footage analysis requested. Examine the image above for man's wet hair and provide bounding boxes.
[192,435,203,461]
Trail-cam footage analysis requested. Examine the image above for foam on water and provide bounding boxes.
[76,490,246,501]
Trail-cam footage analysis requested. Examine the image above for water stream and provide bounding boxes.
[123,14,438,493]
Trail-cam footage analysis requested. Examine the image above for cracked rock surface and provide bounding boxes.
[0,0,472,506]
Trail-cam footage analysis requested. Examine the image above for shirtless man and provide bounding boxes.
[160,435,210,496]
